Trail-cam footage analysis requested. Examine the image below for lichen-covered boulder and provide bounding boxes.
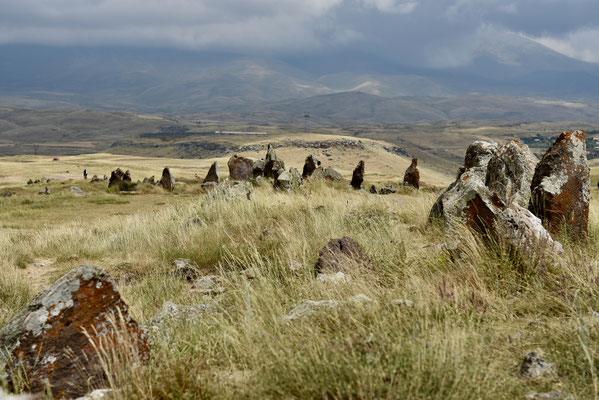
[227,155,254,181]
[403,158,420,189]
[302,155,321,178]
[486,140,537,207]
[315,237,371,275]
[159,167,175,192]
[529,130,590,238]
[202,161,220,185]
[0,265,150,399]
[351,161,364,190]
[202,182,253,205]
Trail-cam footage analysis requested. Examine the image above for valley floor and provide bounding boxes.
[1,156,599,399]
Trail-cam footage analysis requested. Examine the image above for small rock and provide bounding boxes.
[315,237,371,275]
[526,391,562,399]
[147,301,211,331]
[390,299,414,307]
[70,186,86,197]
[379,185,396,195]
[172,259,200,281]
[203,182,253,205]
[75,388,113,400]
[369,185,378,194]
[191,275,226,295]
[289,260,304,271]
[38,187,50,195]
[316,271,351,284]
[188,215,206,226]
[519,352,554,378]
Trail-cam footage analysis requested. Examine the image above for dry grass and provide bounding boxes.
[1,158,599,399]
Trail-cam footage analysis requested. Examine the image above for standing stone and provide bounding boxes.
[403,158,420,189]
[108,168,125,188]
[0,265,150,399]
[123,170,132,182]
[486,140,537,207]
[203,161,220,185]
[289,167,303,187]
[159,167,175,191]
[227,155,254,181]
[252,159,266,178]
[302,155,321,178]
[315,237,371,275]
[369,185,378,194]
[264,144,286,179]
[529,130,590,238]
[351,160,365,190]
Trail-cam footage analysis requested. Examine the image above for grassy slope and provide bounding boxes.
[1,158,599,398]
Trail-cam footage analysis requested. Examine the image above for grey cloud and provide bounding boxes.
[0,0,598,65]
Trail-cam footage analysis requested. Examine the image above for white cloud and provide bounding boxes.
[528,28,599,63]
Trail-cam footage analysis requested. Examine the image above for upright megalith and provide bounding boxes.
[203,161,220,185]
[351,160,365,190]
[108,168,132,189]
[529,130,590,238]
[264,144,285,179]
[159,167,175,192]
[486,140,537,207]
[302,155,321,178]
[227,155,254,181]
[0,265,150,399]
[403,158,420,189]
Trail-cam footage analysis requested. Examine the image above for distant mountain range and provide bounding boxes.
[1,30,599,123]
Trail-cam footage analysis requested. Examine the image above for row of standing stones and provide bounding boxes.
[0,132,587,398]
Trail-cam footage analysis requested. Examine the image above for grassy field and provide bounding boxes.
[1,154,599,399]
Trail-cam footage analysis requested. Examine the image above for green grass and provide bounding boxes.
[2,178,599,399]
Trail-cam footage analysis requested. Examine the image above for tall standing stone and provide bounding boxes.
[159,167,175,191]
[203,161,220,184]
[529,130,590,238]
[302,155,321,178]
[227,155,254,181]
[351,160,364,190]
[264,144,286,179]
[0,265,150,399]
[403,158,420,189]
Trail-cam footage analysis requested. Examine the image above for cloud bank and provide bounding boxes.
[1,0,598,66]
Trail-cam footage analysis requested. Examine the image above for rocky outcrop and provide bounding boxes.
[274,170,292,192]
[302,155,321,178]
[485,140,537,207]
[227,155,254,181]
[403,158,420,189]
[519,352,554,379]
[159,167,175,191]
[203,161,220,185]
[202,182,253,205]
[351,161,364,190]
[315,237,371,275]
[529,130,590,238]
[0,265,150,399]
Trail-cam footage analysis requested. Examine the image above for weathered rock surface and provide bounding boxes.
[316,272,351,284]
[172,259,200,282]
[485,140,537,207]
[75,388,112,400]
[227,155,254,181]
[519,352,554,378]
[70,186,86,197]
[252,159,266,178]
[302,155,321,178]
[529,130,590,238]
[312,167,343,182]
[315,237,371,275]
[379,185,396,195]
[142,176,155,184]
[351,160,365,190]
[147,301,212,331]
[202,161,220,185]
[273,170,292,192]
[283,294,377,322]
[403,158,420,189]
[202,182,253,205]
[191,275,225,295]
[0,265,150,399]
[289,167,303,187]
[159,167,175,191]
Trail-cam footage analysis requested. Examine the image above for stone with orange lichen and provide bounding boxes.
[0,265,150,399]
[529,130,590,238]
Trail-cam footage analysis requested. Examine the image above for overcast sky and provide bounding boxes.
[1,0,599,65]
